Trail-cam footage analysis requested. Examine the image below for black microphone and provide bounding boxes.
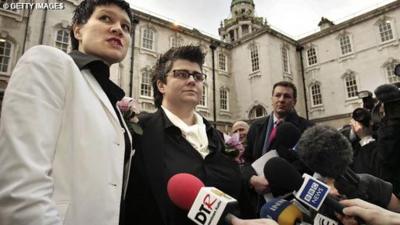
[264,157,344,215]
[296,125,353,179]
[334,168,393,208]
[296,125,393,208]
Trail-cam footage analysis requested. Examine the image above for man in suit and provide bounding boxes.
[0,0,133,225]
[241,81,313,211]
[126,45,253,225]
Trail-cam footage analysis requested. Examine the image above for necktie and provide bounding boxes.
[268,120,281,144]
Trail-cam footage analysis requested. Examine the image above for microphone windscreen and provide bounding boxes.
[167,173,205,210]
[296,125,353,178]
[264,157,303,196]
[273,122,301,149]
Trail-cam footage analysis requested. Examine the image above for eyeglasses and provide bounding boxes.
[170,69,207,82]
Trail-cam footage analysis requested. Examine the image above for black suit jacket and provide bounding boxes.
[125,109,253,225]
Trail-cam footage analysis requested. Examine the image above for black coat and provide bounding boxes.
[125,109,253,225]
[242,111,314,180]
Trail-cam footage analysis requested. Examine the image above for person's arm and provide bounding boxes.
[0,46,72,225]
[340,198,400,225]
[240,122,268,193]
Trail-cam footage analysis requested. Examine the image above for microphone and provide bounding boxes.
[260,198,303,225]
[334,168,393,208]
[296,125,393,208]
[263,157,344,214]
[167,173,239,225]
[296,125,353,179]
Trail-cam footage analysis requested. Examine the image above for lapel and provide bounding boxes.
[140,110,169,222]
[256,115,272,156]
[82,69,119,125]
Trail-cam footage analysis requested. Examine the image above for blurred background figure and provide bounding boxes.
[349,108,381,178]
[226,120,249,165]
[232,120,250,145]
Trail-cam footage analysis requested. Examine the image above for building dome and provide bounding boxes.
[231,0,254,8]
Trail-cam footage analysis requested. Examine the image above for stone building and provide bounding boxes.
[1,0,399,131]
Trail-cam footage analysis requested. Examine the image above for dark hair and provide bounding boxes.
[151,45,205,108]
[352,108,371,128]
[70,0,133,50]
[272,81,297,99]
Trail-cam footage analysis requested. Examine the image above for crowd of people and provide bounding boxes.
[0,0,399,225]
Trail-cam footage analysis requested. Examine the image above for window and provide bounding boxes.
[242,24,249,35]
[0,0,19,12]
[250,44,259,72]
[220,88,228,111]
[199,85,207,107]
[142,28,154,50]
[218,53,226,71]
[386,62,400,84]
[378,21,394,43]
[344,74,358,98]
[0,40,12,74]
[249,105,266,119]
[307,47,317,66]
[310,83,323,106]
[339,35,352,55]
[170,36,182,48]
[140,69,152,97]
[55,29,69,52]
[281,46,290,73]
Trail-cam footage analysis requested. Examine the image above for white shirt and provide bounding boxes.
[162,106,209,158]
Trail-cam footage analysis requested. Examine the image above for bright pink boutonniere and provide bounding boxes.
[117,97,143,135]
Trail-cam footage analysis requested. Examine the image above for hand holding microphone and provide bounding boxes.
[340,198,400,225]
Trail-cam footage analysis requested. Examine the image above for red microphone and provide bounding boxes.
[167,173,239,225]
[167,173,205,210]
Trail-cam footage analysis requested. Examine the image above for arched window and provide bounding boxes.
[170,35,182,48]
[199,85,207,107]
[307,47,317,66]
[0,40,13,74]
[140,68,152,97]
[142,28,154,50]
[55,29,69,52]
[249,44,259,72]
[378,21,394,43]
[281,46,290,73]
[219,88,229,111]
[385,61,400,84]
[344,73,358,99]
[310,83,323,106]
[218,53,226,71]
[339,34,352,55]
[249,105,266,119]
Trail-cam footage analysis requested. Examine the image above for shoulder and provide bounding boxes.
[250,116,269,129]
[23,45,73,62]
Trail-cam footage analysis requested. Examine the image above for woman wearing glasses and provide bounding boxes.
[125,45,254,225]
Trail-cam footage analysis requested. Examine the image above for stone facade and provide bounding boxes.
[1,0,399,130]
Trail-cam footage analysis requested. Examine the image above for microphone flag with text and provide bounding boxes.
[167,173,240,225]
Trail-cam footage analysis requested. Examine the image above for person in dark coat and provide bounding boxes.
[241,81,313,213]
[125,45,253,225]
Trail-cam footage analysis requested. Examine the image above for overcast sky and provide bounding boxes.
[129,0,396,39]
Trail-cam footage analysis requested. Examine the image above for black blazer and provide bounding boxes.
[125,109,253,225]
